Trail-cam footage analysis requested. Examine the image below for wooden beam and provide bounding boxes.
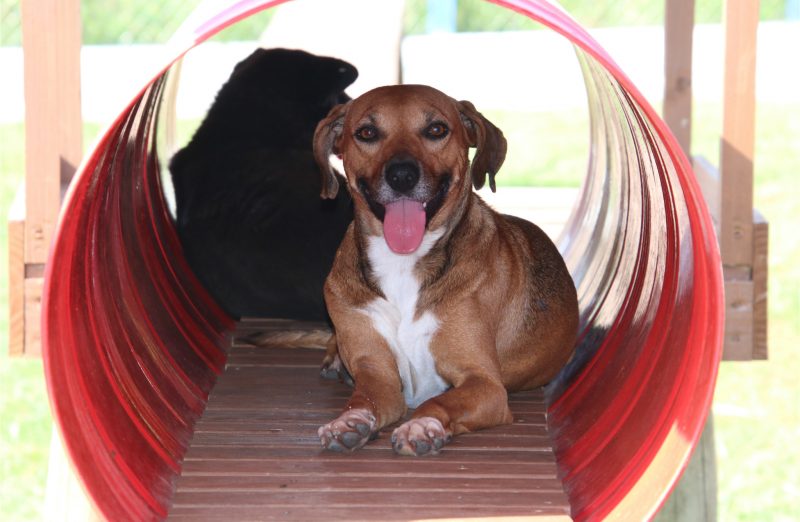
[719,0,758,267]
[723,276,756,360]
[692,155,720,235]
[691,155,768,361]
[663,0,695,156]
[8,184,26,356]
[655,415,717,521]
[20,0,82,265]
[23,278,44,357]
[752,210,768,359]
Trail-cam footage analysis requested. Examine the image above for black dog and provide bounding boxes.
[169,48,357,320]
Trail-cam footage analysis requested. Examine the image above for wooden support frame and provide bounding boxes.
[8,184,26,356]
[10,0,767,360]
[9,0,768,520]
[6,1,767,363]
[664,0,767,362]
[719,0,768,361]
[20,0,82,263]
[7,0,82,356]
[720,0,759,269]
[659,2,769,518]
[663,0,695,156]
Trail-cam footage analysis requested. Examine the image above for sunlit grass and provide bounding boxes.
[0,122,52,521]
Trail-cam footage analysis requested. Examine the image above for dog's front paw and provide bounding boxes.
[318,408,377,452]
[391,417,451,456]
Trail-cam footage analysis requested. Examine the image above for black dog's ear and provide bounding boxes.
[458,101,507,192]
[318,57,358,97]
[314,102,351,199]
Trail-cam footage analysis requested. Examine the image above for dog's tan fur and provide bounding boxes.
[313,85,578,455]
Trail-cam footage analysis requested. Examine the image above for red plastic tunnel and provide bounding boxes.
[42,0,724,520]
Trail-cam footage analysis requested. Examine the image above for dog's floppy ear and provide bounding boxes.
[458,100,507,192]
[313,102,351,199]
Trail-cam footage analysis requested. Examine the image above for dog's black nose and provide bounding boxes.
[385,161,420,194]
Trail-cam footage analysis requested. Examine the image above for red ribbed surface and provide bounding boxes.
[43,77,233,520]
[42,1,723,520]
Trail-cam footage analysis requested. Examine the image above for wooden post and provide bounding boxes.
[752,210,768,359]
[719,0,758,268]
[9,0,82,356]
[720,0,767,360]
[20,0,82,264]
[655,416,718,522]
[8,184,26,356]
[663,0,695,156]
[658,3,718,520]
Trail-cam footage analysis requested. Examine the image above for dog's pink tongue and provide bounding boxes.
[383,200,426,254]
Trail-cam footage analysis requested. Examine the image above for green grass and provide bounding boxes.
[695,102,800,521]
[1,100,798,519]
[489,108,590,187]
[0,123,52,521]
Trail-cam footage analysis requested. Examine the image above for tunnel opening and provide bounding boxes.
[42,1,723,520]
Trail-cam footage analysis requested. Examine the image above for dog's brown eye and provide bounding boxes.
[355,125,379,142]
[424,122,449,140]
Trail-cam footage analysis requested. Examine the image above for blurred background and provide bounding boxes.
[1,0,798,519]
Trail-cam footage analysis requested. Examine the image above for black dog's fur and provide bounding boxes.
[169,48,357,320]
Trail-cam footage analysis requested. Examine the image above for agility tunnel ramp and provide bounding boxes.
[42,1,723,520]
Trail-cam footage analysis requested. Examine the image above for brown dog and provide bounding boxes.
[313,85,578,456]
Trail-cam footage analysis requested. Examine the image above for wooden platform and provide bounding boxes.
[170,320,571,520]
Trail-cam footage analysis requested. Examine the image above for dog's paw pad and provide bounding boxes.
[319,365,339,380]
[320,353,342,380]
[319,355,355,386]
[391,417,450,456]
[318,408,377,452]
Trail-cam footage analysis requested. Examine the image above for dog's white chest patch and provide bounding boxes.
[361,231,448,409]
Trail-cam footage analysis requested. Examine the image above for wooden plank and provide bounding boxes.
[23,277,44,357]
[722,279,754,361]
[189,432,555,451]
[172,331,570,519]
[169,505,571,521]
[688,158,769,362]
[171,489,565,509]
[193,419,548,435]
[20,0,82,264]
[752,210,768,359]
[655,415,717,521]
[663,0,695,155]
[719,0,758,267]
[176,474,564,492]
[8,183,26,356]
[692,155,720,235]
[180,455,560,477]
[196,408,547,430]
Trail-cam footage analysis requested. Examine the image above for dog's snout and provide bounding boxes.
[384,161,421,194]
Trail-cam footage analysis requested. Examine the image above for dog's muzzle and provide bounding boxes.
[356,155,451,254]
[384,159,421,194]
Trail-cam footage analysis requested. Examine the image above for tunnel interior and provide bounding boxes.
[42,1,724,520]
